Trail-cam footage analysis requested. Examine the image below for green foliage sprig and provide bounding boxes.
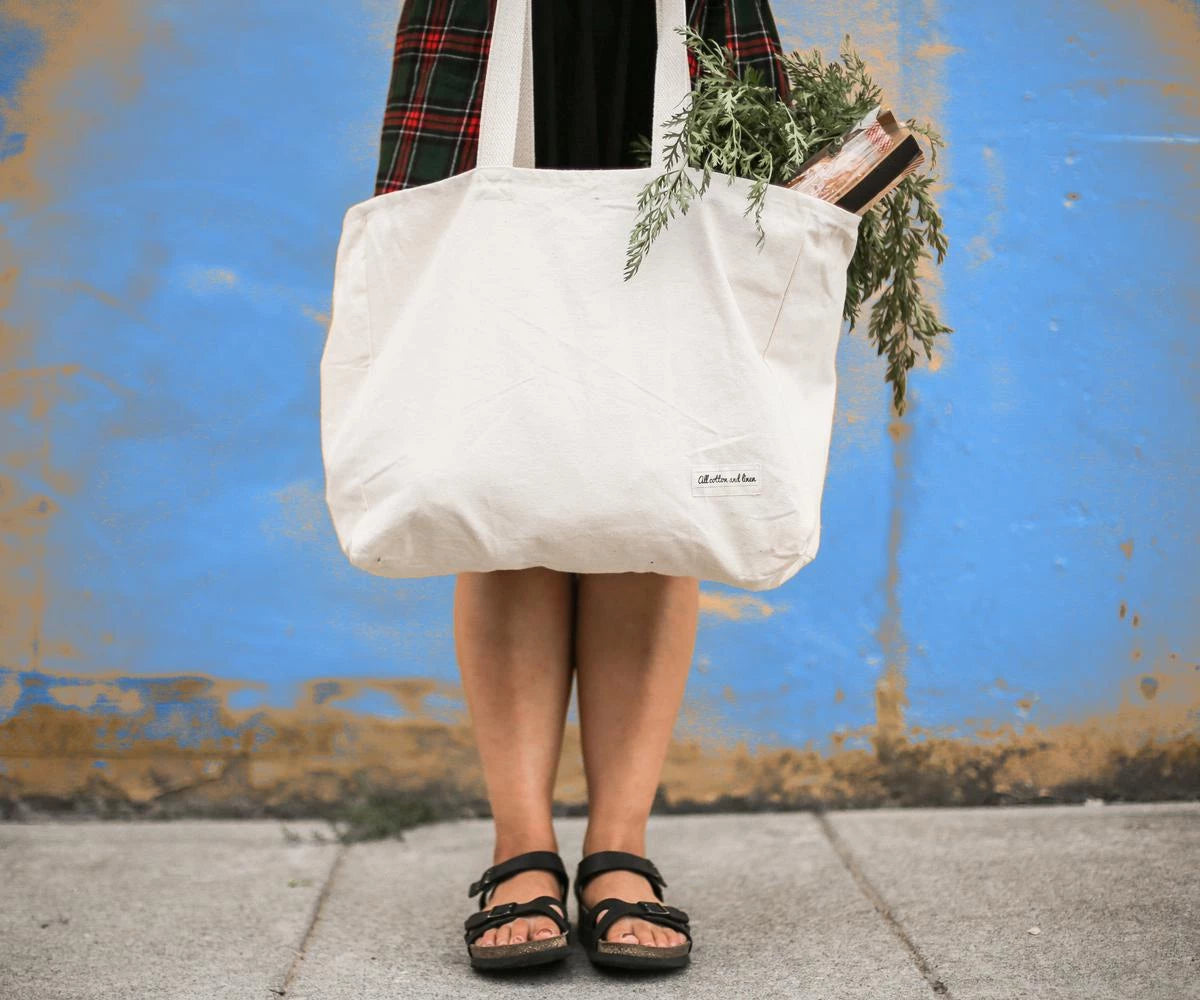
[625,29,952,415]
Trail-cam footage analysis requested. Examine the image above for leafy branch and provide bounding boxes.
[625,29,952,415]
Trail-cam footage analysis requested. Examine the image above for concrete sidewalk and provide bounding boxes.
[1,803,1197,999]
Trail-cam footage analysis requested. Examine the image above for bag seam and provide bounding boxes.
[354,210,373,521]
[760,229,807,361]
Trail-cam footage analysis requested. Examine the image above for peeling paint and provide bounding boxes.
[875,415,914,760]
[697,592,780,621]
[1098,0,1200,93]
[0,2,152,210]
[3,666,1195,818]
[966,145,1005,270]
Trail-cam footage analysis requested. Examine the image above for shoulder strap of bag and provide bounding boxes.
[477,0,692,170]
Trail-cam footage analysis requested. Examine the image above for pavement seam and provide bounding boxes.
[814,811,954,998]
[271,837,349,998]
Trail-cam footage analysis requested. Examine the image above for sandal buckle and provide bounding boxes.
[468,867,497,898]
[490,901,517,916]
[639,900,670,915]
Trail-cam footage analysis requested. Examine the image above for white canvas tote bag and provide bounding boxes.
[320,0,862,591]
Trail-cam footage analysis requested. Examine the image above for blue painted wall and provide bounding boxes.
[0,0,1196,765]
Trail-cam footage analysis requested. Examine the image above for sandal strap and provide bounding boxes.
[585,897,691,944]
[574,850,668,903]
[468,850,568,908]
[463,895,570,943]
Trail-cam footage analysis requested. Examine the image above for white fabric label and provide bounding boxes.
[692,465,764,497]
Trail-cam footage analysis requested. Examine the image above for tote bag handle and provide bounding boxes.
[477,0,693,169]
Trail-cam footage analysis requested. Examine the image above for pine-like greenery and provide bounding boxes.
[625,29,952,415]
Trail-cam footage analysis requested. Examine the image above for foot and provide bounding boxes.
[471,868,567,948]
[578,869,689,948]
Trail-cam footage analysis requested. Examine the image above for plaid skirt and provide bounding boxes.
[374,0,791,195]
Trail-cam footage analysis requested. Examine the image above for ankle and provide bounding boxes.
[580,831,648,858]
[492,832,559,864]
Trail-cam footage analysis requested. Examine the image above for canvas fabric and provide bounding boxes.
[320,0,861,590]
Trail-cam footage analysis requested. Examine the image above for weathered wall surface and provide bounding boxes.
[0,0,1197,817]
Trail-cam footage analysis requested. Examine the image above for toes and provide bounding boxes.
[607,916,640,944]
[599,913,687,948]
[635,919,657,947]
[479,916,561,947]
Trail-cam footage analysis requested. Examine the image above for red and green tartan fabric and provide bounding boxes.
[374,0,791,196]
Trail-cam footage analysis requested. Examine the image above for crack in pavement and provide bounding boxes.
[814,810,954,998]
[271,839,349,997]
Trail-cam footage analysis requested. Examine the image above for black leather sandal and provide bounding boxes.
[463,849,573,970]
[573,850,692,970]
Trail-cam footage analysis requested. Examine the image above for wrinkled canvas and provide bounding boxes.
[320,0,861,591]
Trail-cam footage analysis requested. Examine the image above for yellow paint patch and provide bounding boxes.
[302,305,330,329]
[268,480,328,541]
[698,591,780,621]
[0,0,151,212]
[1096,0,1200,109]
[912,41,964,61]
[0,673,20,712]
[967,146,1006,270]
[1059,76,1200,119]
[188,267,239,291]
[45,684,103,710]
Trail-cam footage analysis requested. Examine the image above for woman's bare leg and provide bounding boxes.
[453,567,576,946]
[574,572,699,948]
